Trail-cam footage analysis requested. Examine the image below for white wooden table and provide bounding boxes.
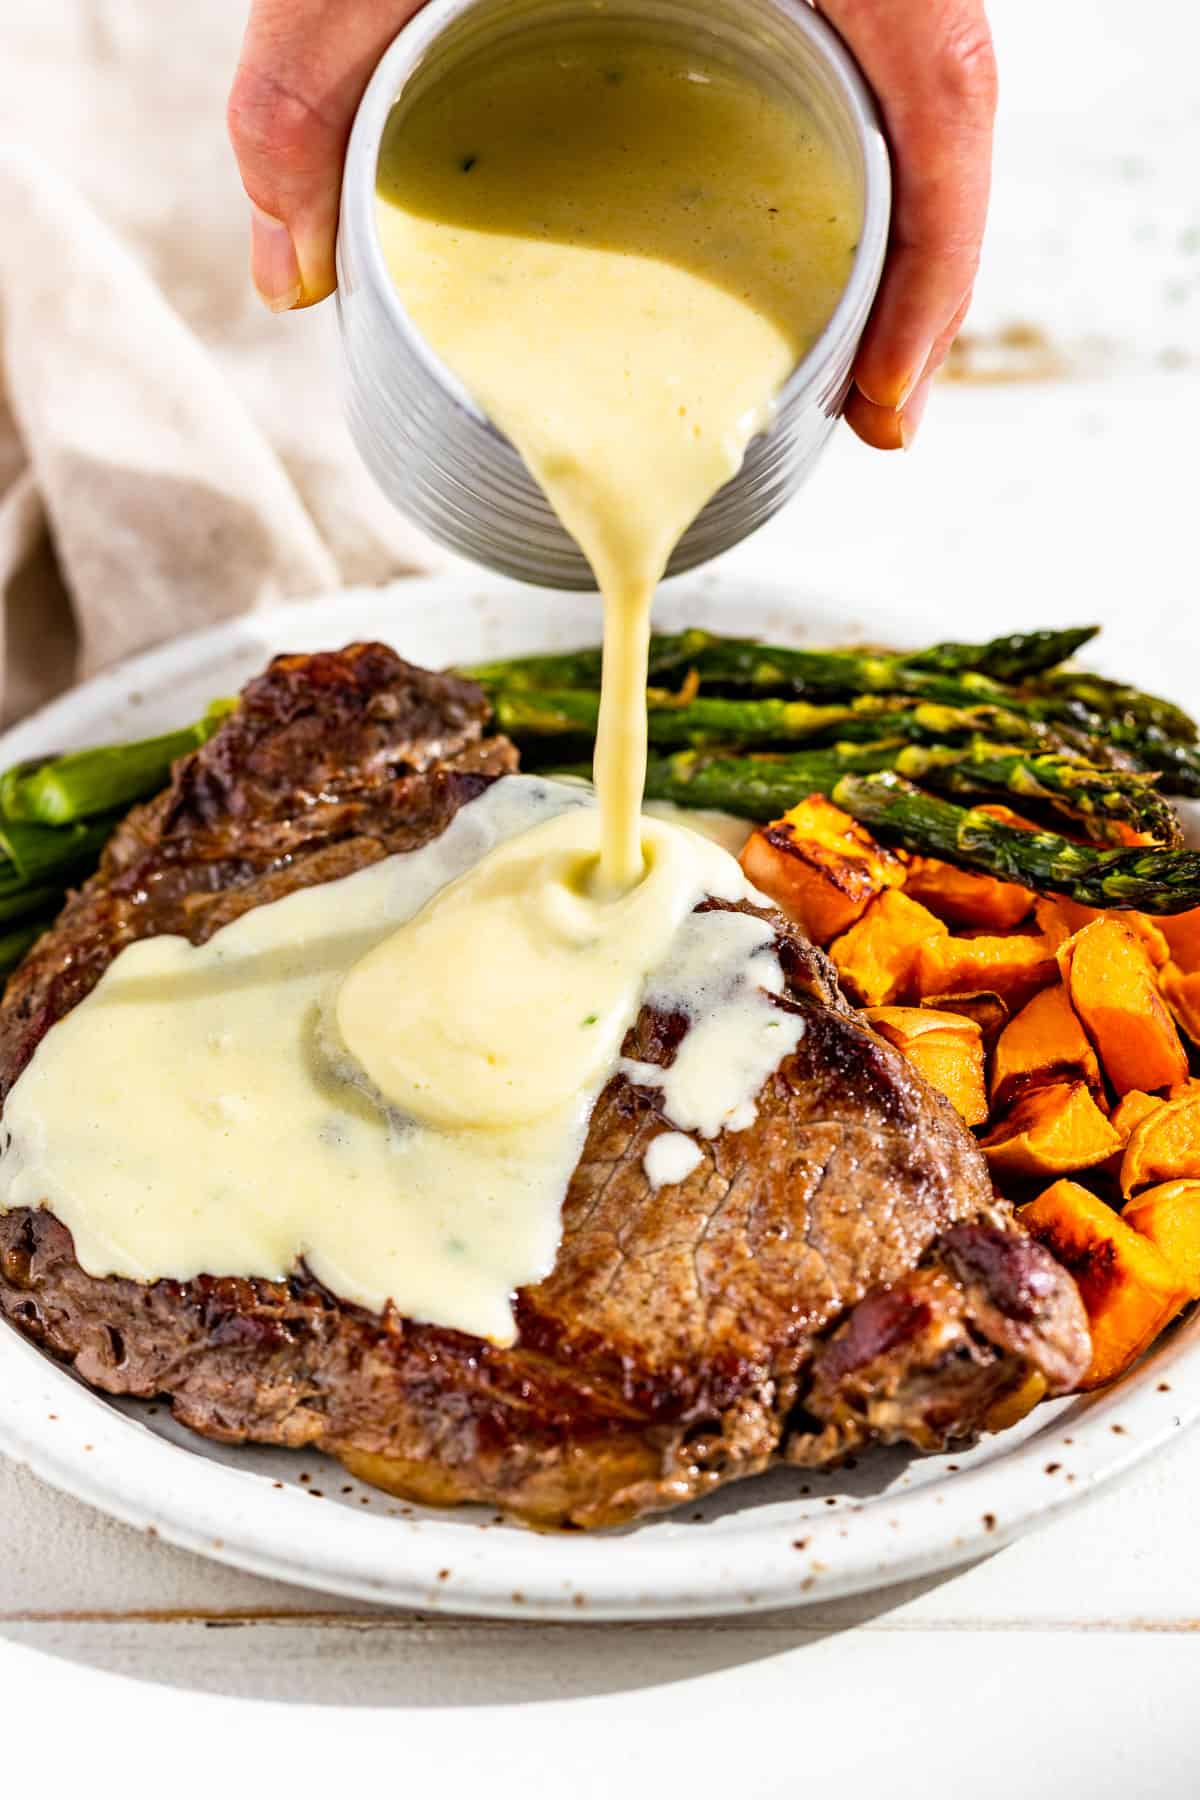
[3,5,1199,1788]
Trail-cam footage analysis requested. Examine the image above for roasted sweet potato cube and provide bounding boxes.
[1032,900,1074,951]
[865,1006,988,1126]
[1158,908,1200,975]
[920,990,1010,1050]
[913,929,1060,1013]
[1103,1089,1165,1179]
[1039,896,1169,968]
[1128,914,1171,967]
[1160,963,1200,1046]
[1123,1181,1200,1299]
[828,889,947,1006]
[990,981,1105,1112]
[739,795,905,946]
[981,1082,1121,1179]
[903,856,1034,932]
[1110,1089,1164,1138]
[1060,918,1188,1097]
[865,1005,970,1044]
[1120,1091,1200,1196]
[1021,1179,1188,1387]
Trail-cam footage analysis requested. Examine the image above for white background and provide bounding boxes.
[3,1,1200,1792]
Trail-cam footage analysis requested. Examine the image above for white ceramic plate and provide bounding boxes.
[1,572,1197,1621]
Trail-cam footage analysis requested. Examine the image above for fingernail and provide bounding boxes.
[894,346,935,410]
[249,204,303,312]
[899,378,933,449]
[857,343,934,412]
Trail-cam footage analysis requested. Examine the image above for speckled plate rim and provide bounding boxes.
[1,572,1197,1622]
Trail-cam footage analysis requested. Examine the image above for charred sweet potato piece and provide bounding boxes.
[920,990,1010,1050]
[1159,908,1200,975]
[1160,963,1200,1045]
[990,982,1105,1112]
[865,1006,988,1126]
[1060,918,1188,1097]
[1103,1089,1165,1179]
[1039,896,1169,968]
[1032,899,1075,952]
[1117,910,1170,969]
[913,928,1061,1013]
[981,1082,1121,1179]
[739,795,905,946]
[903,856,1034,932]
[1123,1181,1200,1299]
[1021,1179,1188,1387]
[828,889,947,1006]
[1109,1089,1164,1138]
[1120,1091,1200,1196]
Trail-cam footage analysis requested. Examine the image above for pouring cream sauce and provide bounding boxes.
[375,33,860,889]
[0,31,856,1342]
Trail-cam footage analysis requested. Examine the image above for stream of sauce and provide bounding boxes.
[0,32,856,1342]
[376,32,860,889]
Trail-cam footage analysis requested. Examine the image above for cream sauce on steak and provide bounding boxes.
[0,778,804,1343]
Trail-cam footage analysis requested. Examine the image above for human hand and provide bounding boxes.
[227,0,423,311]
[819,0,998,448]
[227,0,997,451]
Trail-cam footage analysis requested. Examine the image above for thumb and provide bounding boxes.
[227,0,423,310]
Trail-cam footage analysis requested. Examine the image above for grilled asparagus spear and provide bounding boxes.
[632,743,1180,844]
[477,630,1200,795]
[494,687,909,747]
[472,630,1195,767]
[1092,723,1200,797]
[461,631,707,693]
[0,813,123,885]
[905,626,1100,682]
[625,747,899,816]
[597,637,1016,704]
[1030,668,1197,743]
[462,627,1098,703]
[0,875,67,926]
[493,686,1080,753]
[1,712,229,826]
[894,744,1181,847]
[833,773,1200,914]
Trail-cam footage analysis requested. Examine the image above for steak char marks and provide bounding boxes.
[0,645,1089,1527]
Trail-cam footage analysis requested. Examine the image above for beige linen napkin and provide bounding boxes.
[0,0,437,727]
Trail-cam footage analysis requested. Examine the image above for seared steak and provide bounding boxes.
[0,644,1089,1527]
